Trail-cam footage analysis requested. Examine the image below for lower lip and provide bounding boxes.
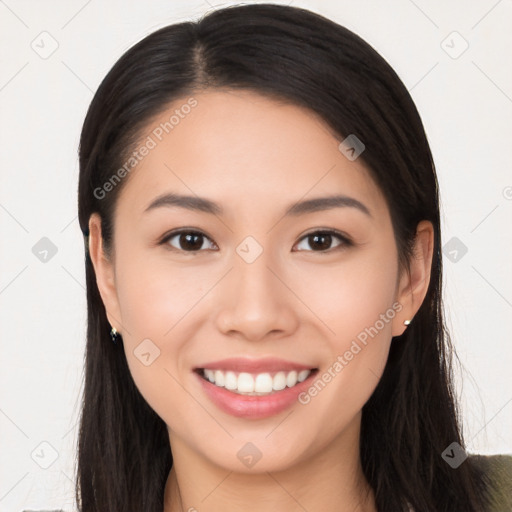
[195,370,317,419]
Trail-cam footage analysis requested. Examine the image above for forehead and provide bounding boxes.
[115,89,387,221]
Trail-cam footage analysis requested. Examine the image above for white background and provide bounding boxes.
[0,0,511,510]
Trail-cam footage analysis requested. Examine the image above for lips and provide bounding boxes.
[193,357,318,419]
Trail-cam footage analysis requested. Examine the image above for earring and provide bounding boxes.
[110,326,119,345]
[404,319,411,326]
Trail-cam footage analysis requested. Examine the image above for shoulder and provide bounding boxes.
[468,453,512,511]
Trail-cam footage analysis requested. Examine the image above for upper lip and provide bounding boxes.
[196,357,317,374]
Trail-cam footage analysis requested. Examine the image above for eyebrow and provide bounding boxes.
[143,192,372,218]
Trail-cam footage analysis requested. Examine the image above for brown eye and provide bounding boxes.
[295,230,352,252]
[161,230,216,252]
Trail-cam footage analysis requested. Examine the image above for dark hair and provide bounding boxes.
[76,3,492,511]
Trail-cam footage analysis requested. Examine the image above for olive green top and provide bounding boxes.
[471,454,512,511]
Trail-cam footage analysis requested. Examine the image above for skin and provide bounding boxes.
[88,89,434,512]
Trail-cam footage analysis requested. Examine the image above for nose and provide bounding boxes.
[214,246,299,342]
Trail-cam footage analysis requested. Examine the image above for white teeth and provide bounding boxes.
[200,368,313,395]
[297,370,310,382]
[273,371,287,391]
[286,370,298,387]
[238,372,255,392]
[255,373,273,393]
[214,370,225,387]
[225,371,237,390]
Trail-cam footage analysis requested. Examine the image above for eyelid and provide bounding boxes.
[298,227,351,241]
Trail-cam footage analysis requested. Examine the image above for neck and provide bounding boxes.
[163,415,377,512]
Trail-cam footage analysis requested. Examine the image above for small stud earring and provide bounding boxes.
[404,319,411,326]
[110,326,119,345]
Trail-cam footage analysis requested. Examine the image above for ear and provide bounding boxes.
[392,220,434,337]
[88,213,124,334]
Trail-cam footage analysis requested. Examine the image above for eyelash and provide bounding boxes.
[158,228,353,254]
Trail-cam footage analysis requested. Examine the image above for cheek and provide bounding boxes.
[292,246,398,404]
[113,251,204,419]
[292,251,399,433]
[294,245,399,342]
[114,248,215,340]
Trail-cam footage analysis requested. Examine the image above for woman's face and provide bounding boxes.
[90,89,430,473]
